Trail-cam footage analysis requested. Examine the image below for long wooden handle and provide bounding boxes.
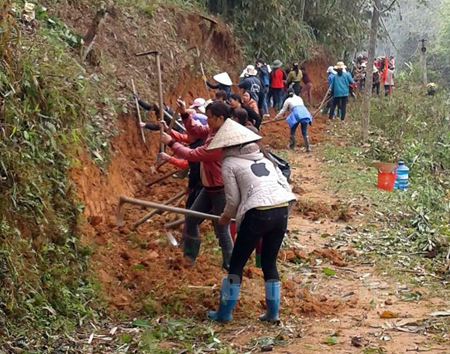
[163,110,185,132]
[117,195,230,227]
[146,168,187,188]
[155,53,165,155]
[132,190,185,230]
[131,79,146,143]
[169,23,217,129]
[261,117,285,126]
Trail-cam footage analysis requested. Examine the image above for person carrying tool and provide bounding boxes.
[161,100,234,270]
[232,108,258,133]
[286,62,303,96]
[132,92,184,133]
[159,118,206,218]
[275,88,312,151]
[383,66,395,97]
[206,119,296,323]
[322,66,337,117]
[189,98,208,125]
[204,72,233,99]
[238,65,262,105]
[268,60,285,112]
[215,90,227,102]
[372,66,380,96]
[229,93,262,130]
[329,61,354,121]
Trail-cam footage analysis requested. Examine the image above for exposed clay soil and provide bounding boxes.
[58,4,449,353]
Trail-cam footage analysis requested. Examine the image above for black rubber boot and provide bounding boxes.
[304,136,311,152]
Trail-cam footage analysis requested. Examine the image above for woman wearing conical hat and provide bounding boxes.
[203,72,233,99]
[206,119,296,323]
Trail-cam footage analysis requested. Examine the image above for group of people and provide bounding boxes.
[323,54,397,122]
[204,59,315,118]
[351,54,395,97]
[130,57,321,322]
[132,55,398,323]
[143,98,296,323]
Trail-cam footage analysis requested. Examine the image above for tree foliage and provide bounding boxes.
[201,0,372,62]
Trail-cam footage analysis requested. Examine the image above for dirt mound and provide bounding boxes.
[280,248,309,263]
[283,283,343,316]
[303,58,331,102]
[295,199,353,222]
[312,249,349,267]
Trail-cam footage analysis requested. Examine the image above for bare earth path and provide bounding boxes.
[214,139,449,354]
[69,118,449,354]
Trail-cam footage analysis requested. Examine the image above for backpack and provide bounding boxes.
[267,150,291,182]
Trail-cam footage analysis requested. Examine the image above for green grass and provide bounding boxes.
[321,84,450,293]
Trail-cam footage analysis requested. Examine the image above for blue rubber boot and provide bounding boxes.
[259,281,280,322]
[208,278,240,322]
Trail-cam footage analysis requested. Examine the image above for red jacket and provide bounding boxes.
[171,113,223,188]
[170,130,191,144]
[168,157,189,170]
[168,130,193,170]
[270,68,284,89]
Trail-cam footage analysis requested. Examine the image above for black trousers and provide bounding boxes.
[329,96,348,121]
[373,83,380,96]
[228,207,288,284]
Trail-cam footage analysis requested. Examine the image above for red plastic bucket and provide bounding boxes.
[377,170,397,191]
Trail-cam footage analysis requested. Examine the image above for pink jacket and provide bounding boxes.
[171,113,223,188]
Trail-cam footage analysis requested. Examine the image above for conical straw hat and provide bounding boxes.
[213,72,232,86]
[206,119,262,150]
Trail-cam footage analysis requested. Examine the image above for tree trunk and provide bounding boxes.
[361,0,381,142]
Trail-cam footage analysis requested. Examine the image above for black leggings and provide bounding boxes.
[228,207,288,284]
[329,96,348,121]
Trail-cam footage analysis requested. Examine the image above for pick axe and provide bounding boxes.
[168,15,218,129]
[135,50,165,158]
[116,196,235,228]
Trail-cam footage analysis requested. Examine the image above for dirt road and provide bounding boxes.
[69,115,449,353]
[213,138,449,353]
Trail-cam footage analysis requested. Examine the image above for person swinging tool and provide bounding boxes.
[275,88,312,151]
[205,119,296,323]
[203,72,233,99]
[160,100,234,270]
[131,92,184,132]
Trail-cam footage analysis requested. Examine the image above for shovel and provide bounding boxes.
[164,227,179,246]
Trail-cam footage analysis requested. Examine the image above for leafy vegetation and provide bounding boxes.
[0,0,107,339]
[323,81,450,275]
[201,0,372,62]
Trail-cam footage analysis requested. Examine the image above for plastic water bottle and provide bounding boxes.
[394,161,409,190]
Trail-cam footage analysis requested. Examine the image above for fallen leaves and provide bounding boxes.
[322,267,336,276]
[379,311,397,319]
[323,336,339,345]
[428,309,450,317]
